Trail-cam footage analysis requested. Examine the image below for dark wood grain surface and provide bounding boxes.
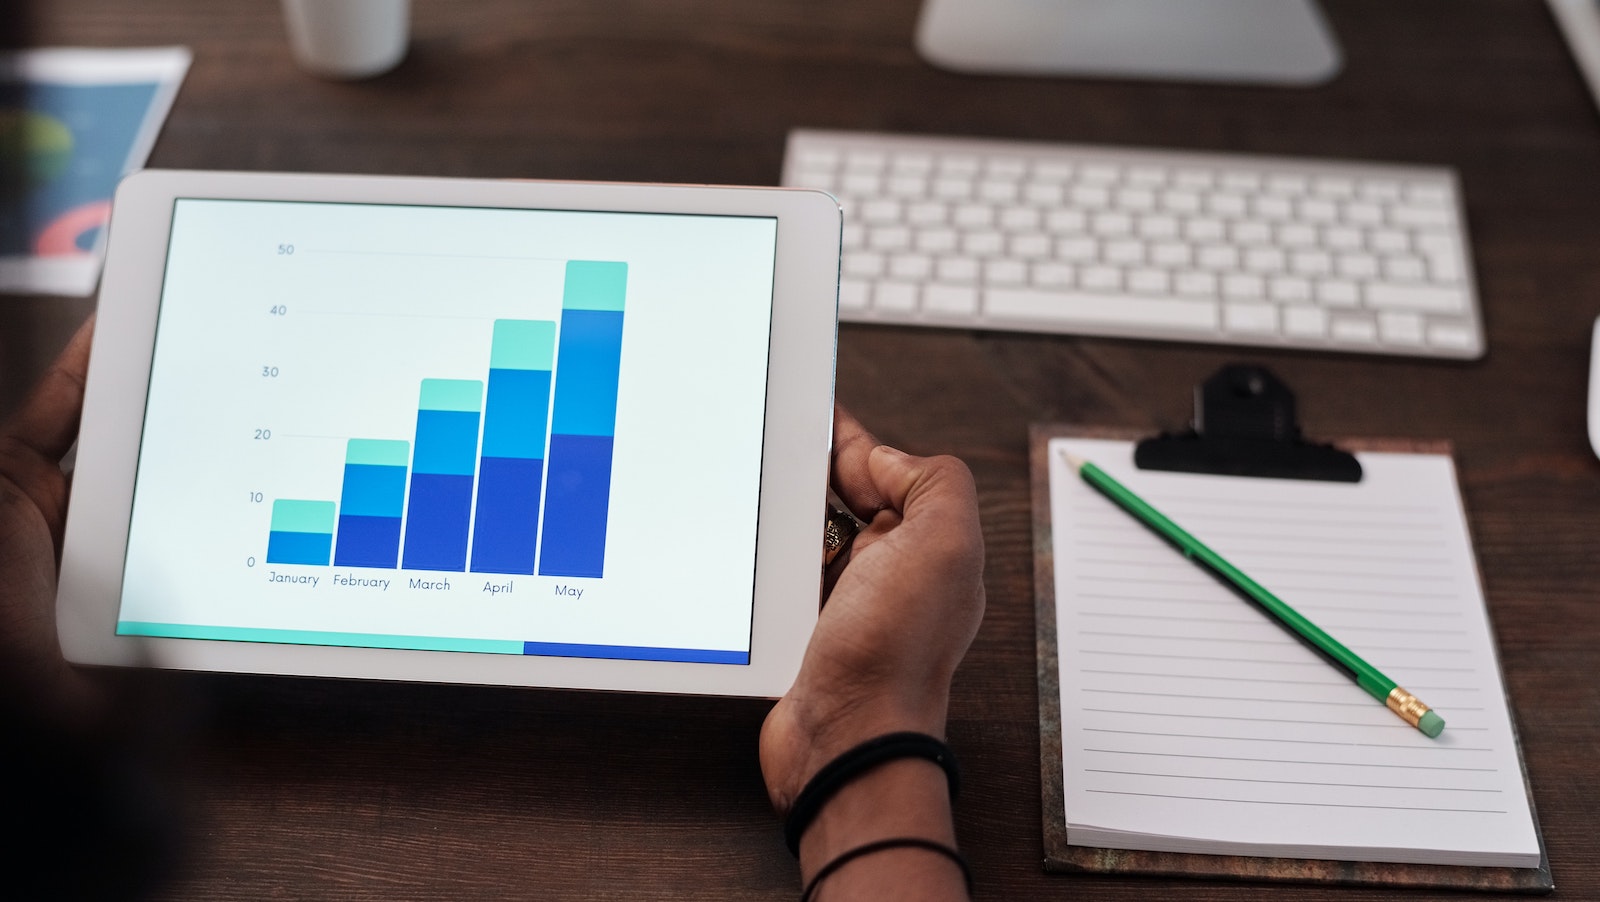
[5,1,1599,899]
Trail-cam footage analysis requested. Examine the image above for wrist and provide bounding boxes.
[798,759,965,899]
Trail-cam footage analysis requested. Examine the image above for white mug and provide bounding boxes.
[282,0,411,80]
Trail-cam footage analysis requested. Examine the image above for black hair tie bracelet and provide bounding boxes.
[783,731,961,856]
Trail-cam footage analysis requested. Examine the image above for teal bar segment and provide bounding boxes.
[563,260,628,312]
[489,319,556,371]
[270,499,336,534]
[418,378,484,414]
[345,438,410,468]
[114,621,523,654]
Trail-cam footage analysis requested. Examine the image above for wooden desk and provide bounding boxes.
[5,1,1599,898]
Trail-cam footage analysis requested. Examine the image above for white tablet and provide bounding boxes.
[57,170,841,698]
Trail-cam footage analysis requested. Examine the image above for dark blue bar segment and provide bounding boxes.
[266,531,332,566]
[334,515,403,568]
[401,473,474,571]
[538,434,613,578]
[521,640,749,665]
[470,456,545,574]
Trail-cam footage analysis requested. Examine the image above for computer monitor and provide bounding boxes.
[915,0,1342,86]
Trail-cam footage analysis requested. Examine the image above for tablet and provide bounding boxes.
[56,170,842,698]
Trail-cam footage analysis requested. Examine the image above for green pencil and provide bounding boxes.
[1061,450,1445,738]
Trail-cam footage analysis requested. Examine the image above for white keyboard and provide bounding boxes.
[782,130,1484,358]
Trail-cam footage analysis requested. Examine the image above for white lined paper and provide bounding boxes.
[1049,438,1540,867]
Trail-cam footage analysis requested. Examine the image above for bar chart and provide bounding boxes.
[262,260,628,578]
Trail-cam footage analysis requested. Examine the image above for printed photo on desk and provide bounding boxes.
[1029,425,1550,892]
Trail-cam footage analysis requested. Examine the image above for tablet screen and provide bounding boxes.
[114,198,779,665]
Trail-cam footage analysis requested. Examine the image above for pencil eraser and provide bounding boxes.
[1418,710,1445,738]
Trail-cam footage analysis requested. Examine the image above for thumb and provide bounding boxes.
[865,444,921,512]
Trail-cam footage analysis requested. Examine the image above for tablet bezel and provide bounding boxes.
[57,170,841,698]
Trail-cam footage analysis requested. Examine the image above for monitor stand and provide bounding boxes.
[915,0,1342,86]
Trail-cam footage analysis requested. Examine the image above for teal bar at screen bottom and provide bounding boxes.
[115,622,750,664]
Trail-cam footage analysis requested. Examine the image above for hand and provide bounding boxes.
[759,405,985,815]
[0,315,96,720]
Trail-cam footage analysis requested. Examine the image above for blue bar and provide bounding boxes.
[521,640,749,665]
[402,382,482,572]
[334,515,403,568]
[267,530,332,566]
[548,310,624,437]
[471,359,553,575]
[402,473,475,570]
[334,461,406,568]
[538,264,626,579]
[471,456,545,574]
[538,433,614,578]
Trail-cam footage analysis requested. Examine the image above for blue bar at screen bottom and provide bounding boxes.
[538,434,614,578]
[266,530,331,566]
[471,456,545,575]
[114,622,750,665]
[334,515,402,568]
[401,473,474,571]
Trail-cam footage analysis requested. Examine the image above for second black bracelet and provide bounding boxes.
[783,731,961,856]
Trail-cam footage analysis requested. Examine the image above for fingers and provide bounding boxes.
[1,315,93,462]
[865,444,984,565]
[830,404,890,517]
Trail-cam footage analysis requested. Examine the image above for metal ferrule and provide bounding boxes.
[1386,686,1430,728]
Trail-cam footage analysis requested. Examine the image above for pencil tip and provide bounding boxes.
[1059,450,1086,471]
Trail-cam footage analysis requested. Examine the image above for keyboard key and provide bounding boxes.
[890,153,933,174]
[1081,163,1120,183]
[915,228,958,253]
[1081,265,1123,291]
[1336,253,1379,279]
[1391,204,1454,229]
[953,204,994,228]
[842,172,881,195]
[1343,201,1383,226]
[1245,247,1287,273]
[1370,228,1409,253]
[889,253,933,281]
[1290,250,1332,276]
[841,223,866,250]
[1383,255,1427,282]
[868,226,911,251]
[1184,218,1227,242]
[1104,239,1145,265]
[1025,182,1065,205]
[1278,223,1318,247]
[887,175,925,199]
[1071,184,1111,208]
[794,147,840,169]
[1222,273,1266,300]
[1269,276,1312,303]
[1034,161,1074,182]
[962,231,1005,256]
[1162,190,1202,214]
[1252,195,1294,221]
[979,179,1020,203]
[1056,236,1098,261]
[1207,193,1248,217]
[1174,169,1213,189]
[1010,233,1053,259]
[844,251,885,278]
[985,287,1220,331]
[1324,225,1363,249]
[984,259,1028,285]
[1156,242,1199,267]
[844,151,887,171]
[1225,303,1279,333]
[1366,282,1469,313]
[1032,262,1075,287]
[907,201,947,226]
[924,284,978,316]
[1378,311,1426,344]
[1315,279,1360,307]
[1091,212,1134,237]
[1138,215,1181,239]
[986,158,1027,179]
[1283,305,1328,336]
[999,207,1042,231]
[1428,322,1476,349]
[839,278,870,311]
[1046,209,1088,233]
[932,177,970,200]
[1116,187,1158,212]
[1299,198,1339,222]
[1175,271,1219,298]
[1232,221,1272,245]
[874,281,918,313]
[1416,232,1465,282]
[1128,268,1171,294]
[935,256,979,284]
[1330,315,1379,343]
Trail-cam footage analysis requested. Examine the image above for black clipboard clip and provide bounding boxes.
[1134,364,1362,483]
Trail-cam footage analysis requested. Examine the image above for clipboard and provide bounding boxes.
[1030,366,1553,893]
